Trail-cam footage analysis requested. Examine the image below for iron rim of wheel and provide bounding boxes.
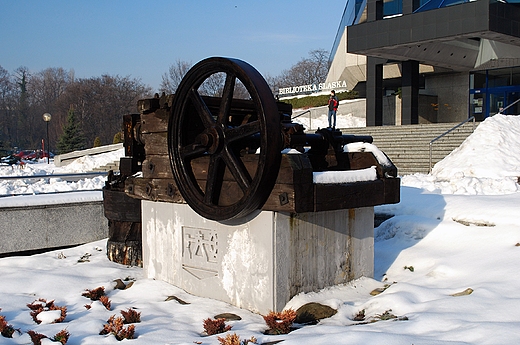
[168,57,281,221]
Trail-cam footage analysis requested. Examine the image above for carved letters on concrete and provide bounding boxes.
[182,227,219,279]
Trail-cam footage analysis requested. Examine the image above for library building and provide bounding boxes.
[326,0,520,126]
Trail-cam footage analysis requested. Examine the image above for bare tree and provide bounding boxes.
[27,68,75,148]
[30,67,74,112]
[59,74,152,145]
[264,73,284,96]
[198,72,225,97]
[0,66,10,96]
[276,49,331,88]
[161,60,251,99]
[0,66,15,148]
[160,59,192,94]
[0,63,153,151]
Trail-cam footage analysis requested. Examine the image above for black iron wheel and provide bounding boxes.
[168,57,282,221]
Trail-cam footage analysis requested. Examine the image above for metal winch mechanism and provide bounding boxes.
[118,57,400,222]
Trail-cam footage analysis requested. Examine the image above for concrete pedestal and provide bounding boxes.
[142,201,374,314]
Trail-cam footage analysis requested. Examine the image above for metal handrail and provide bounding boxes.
[0,188,103,198]
[497,97,520,115]
[292,109,313,130]
[292,109,311,119]
[0,171,108,181]
[0,172,108,197]
[429,116,475,173]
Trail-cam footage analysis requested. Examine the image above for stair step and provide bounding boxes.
[92,160,120,172]
[342,122,478,175]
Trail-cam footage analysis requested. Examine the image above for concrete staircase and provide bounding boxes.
[83,124,476,175]
[343,122,478,176]
[54,143,122,172]
[92,160,120,172]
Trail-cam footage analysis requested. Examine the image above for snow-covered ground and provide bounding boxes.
[1,114,520,344]
[292,99,367,130]
[0,148,123,207]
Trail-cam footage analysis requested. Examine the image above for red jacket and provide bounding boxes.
[328,96,339,111]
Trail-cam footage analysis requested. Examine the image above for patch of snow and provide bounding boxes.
[1,116,520,343]
[313,166,377,183]
[345,142,393,167]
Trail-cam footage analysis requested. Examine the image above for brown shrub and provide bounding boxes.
[26,299,66,324]
[262,309,296,335]
[203,317,232,335]
[121,308,141,324]
[82,286,105,301]
[100,315,135,341]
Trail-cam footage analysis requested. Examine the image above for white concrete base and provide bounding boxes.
[142,201,374,314]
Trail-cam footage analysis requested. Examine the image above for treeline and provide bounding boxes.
[1,49,337,154]
[159,49,333,99]
[0,66,152,154]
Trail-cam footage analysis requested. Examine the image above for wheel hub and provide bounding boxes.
[193,126,224,154]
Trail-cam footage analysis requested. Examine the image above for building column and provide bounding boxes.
[401,60,419,125]
[403,0,413,14]
[367,0,383,21]
[367,57,384,126]
[366,0,384,126]
[404,0,422,14]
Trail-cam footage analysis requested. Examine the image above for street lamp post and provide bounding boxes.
[42,113,52,164]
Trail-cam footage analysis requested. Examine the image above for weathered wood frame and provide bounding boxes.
[122,94,400,214]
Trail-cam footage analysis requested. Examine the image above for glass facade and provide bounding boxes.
[329,0,367,62]
[330,0,473,61]
[414,0,470,13]
[470,67,520,120]
[332,0,520,121]
[383,0,403,16]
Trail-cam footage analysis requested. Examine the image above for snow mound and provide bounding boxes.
[60,148,124,173]
[432,114,520,179]
[402,115,520,195]
[0,148,125,198]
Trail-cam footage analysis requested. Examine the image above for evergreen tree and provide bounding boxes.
[57,105,86,154]
[113,131,123,144]
[93,136,101,147]
[15,68,30,147]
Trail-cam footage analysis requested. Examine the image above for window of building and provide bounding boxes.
[470,72,486,89]
[414,0,470,13]
[470,67,520,119]
[384,0,403,16]
[469,92,485,121]
[488,69,512,88]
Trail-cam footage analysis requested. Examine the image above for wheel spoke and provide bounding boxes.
[179,143,207,160]
[218,73,236,126]
[225,120,261,142]
[204,155,225,205]
[188,88,215,128]
[222,147,251,193]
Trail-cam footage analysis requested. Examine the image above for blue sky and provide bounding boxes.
[0,0,346,92]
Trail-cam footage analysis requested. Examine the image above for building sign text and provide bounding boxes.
[278,80,348,96]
